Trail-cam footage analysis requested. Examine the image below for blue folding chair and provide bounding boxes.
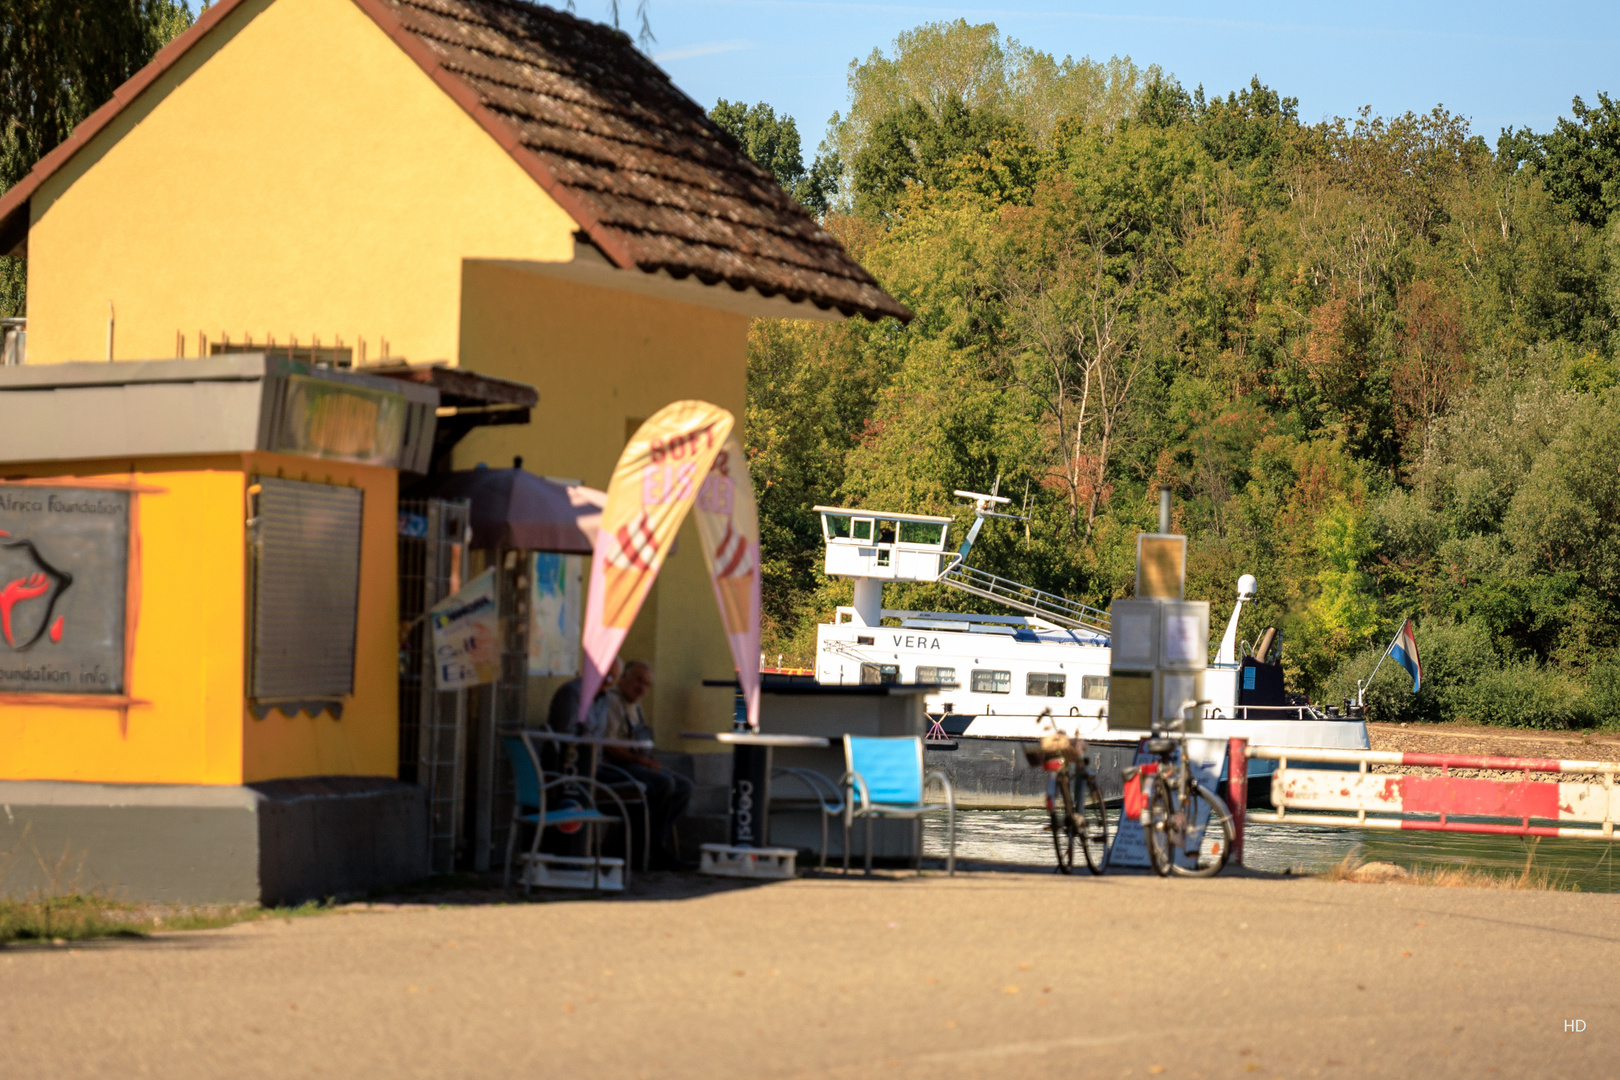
[840,735,955,876]
[502,735,631,892]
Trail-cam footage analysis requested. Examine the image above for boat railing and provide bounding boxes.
[1209,704,1357,723]
[935,557,1111,636]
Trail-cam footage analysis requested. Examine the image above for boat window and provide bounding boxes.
[852,518,873,541]
[877,520,897,544]
[877,549,890,566]
[899,521,945,546]
[916,665,957,685]
[823,514,852,539]
[860,663,899,685]
[971,669,1011,694]
[1026,672,1066,697]
[1081,675,1109,700]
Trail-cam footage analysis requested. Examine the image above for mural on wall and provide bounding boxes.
[0,486,129,695]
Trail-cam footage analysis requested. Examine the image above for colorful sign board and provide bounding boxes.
[0,486,129,695]
[429,568,499,689]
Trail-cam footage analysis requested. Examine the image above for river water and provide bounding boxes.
[922,808,1620,893]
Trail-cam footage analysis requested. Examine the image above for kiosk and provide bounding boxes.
[0,355,438,904]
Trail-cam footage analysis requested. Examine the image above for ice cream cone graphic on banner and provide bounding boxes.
[578,401,735,728]
[694,435,762,729]
[602,511,660,629]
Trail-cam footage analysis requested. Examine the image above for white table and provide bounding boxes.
[681,730,831,846]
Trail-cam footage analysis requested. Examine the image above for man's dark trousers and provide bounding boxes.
[611,761,692,866]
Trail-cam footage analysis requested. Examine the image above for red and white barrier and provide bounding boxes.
[1238,741,1620,842]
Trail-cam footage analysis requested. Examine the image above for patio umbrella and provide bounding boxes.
[406,465,605,553]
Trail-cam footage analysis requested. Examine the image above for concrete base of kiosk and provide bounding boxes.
[0,777,427,905]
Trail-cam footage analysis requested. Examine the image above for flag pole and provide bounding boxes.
[1358,618,1408,707]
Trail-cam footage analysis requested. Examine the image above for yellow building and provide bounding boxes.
[0,0,905,899]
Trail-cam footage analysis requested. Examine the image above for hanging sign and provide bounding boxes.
[0,486,129,695]
[578,402,735,725]
[693,434,762,729]
[429,567,499,689]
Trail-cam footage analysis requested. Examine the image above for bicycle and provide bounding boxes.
[1021,709,1112,874]
[1122,708,1234,878]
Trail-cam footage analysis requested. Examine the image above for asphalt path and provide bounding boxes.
[3,870,1616,1079]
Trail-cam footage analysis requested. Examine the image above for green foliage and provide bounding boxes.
[1502,92,1620,228]
[823,19,1157,210]
[708,99,838,216]
[1463,662,1587,729]
[850,96,1033,218]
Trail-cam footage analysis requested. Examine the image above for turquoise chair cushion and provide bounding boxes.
[847,736,922,806]
[503,736,542,810]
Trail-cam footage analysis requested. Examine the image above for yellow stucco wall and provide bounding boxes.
[456,262,749,744]
[0,455,398,785]
[24,0,575,366]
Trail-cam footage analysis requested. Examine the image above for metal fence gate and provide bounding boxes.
[398,498,471,875]
[466,546,531,872]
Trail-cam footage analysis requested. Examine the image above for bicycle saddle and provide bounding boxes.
[1144,738,1175,755]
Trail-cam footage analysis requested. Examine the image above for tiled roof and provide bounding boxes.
[0,0,910,323]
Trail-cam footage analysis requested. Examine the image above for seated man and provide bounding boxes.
[586,660,691,869]
[547,657,621,735]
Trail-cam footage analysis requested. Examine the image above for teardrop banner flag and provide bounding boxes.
[693,434,762,729]
[577,401,735,727]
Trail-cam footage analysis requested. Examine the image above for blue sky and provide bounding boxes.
[634,0,1620,151]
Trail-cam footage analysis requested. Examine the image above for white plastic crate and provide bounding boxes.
[699,843,798,880]
[517,853,625,891]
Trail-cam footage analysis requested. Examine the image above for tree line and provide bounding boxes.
[712,19,1620,729]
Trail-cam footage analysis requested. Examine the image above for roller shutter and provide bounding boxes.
[250,477,363,700]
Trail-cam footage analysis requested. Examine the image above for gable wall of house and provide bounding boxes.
[24,0,575,366]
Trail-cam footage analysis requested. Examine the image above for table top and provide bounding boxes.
[500,728,654,751]
[680,731,831,748]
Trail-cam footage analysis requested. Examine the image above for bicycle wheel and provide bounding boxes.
[1144,780,1174,877]
[1170,783,1235,878]
[1048,771,1077,874]
[1075,771,1111,875]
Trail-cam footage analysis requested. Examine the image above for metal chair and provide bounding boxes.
[501,735,632,892]
[769,767,845,870]
[532,728,654,874]
[840,735,955,876]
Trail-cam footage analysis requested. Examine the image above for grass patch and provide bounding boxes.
[1319,843,1577,892]
[0,895,334,946]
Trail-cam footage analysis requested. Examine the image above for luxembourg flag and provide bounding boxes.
[1389,618,1422,692]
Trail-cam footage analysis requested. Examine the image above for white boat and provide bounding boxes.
[810,494,1370,807]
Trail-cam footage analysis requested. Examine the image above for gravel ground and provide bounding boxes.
[1365,723,1620,783]
[4,871,1618,1079]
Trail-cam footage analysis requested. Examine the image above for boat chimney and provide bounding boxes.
[1158,486,1172,535]
[851,578,882,627]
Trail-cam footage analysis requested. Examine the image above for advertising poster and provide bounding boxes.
[429,568,499,689]
[0,485,129,696]
[528,552,582,677]
[692,434,761,728]
[577,401,734,725]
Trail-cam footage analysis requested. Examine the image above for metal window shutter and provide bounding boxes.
[252,477,363,699]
